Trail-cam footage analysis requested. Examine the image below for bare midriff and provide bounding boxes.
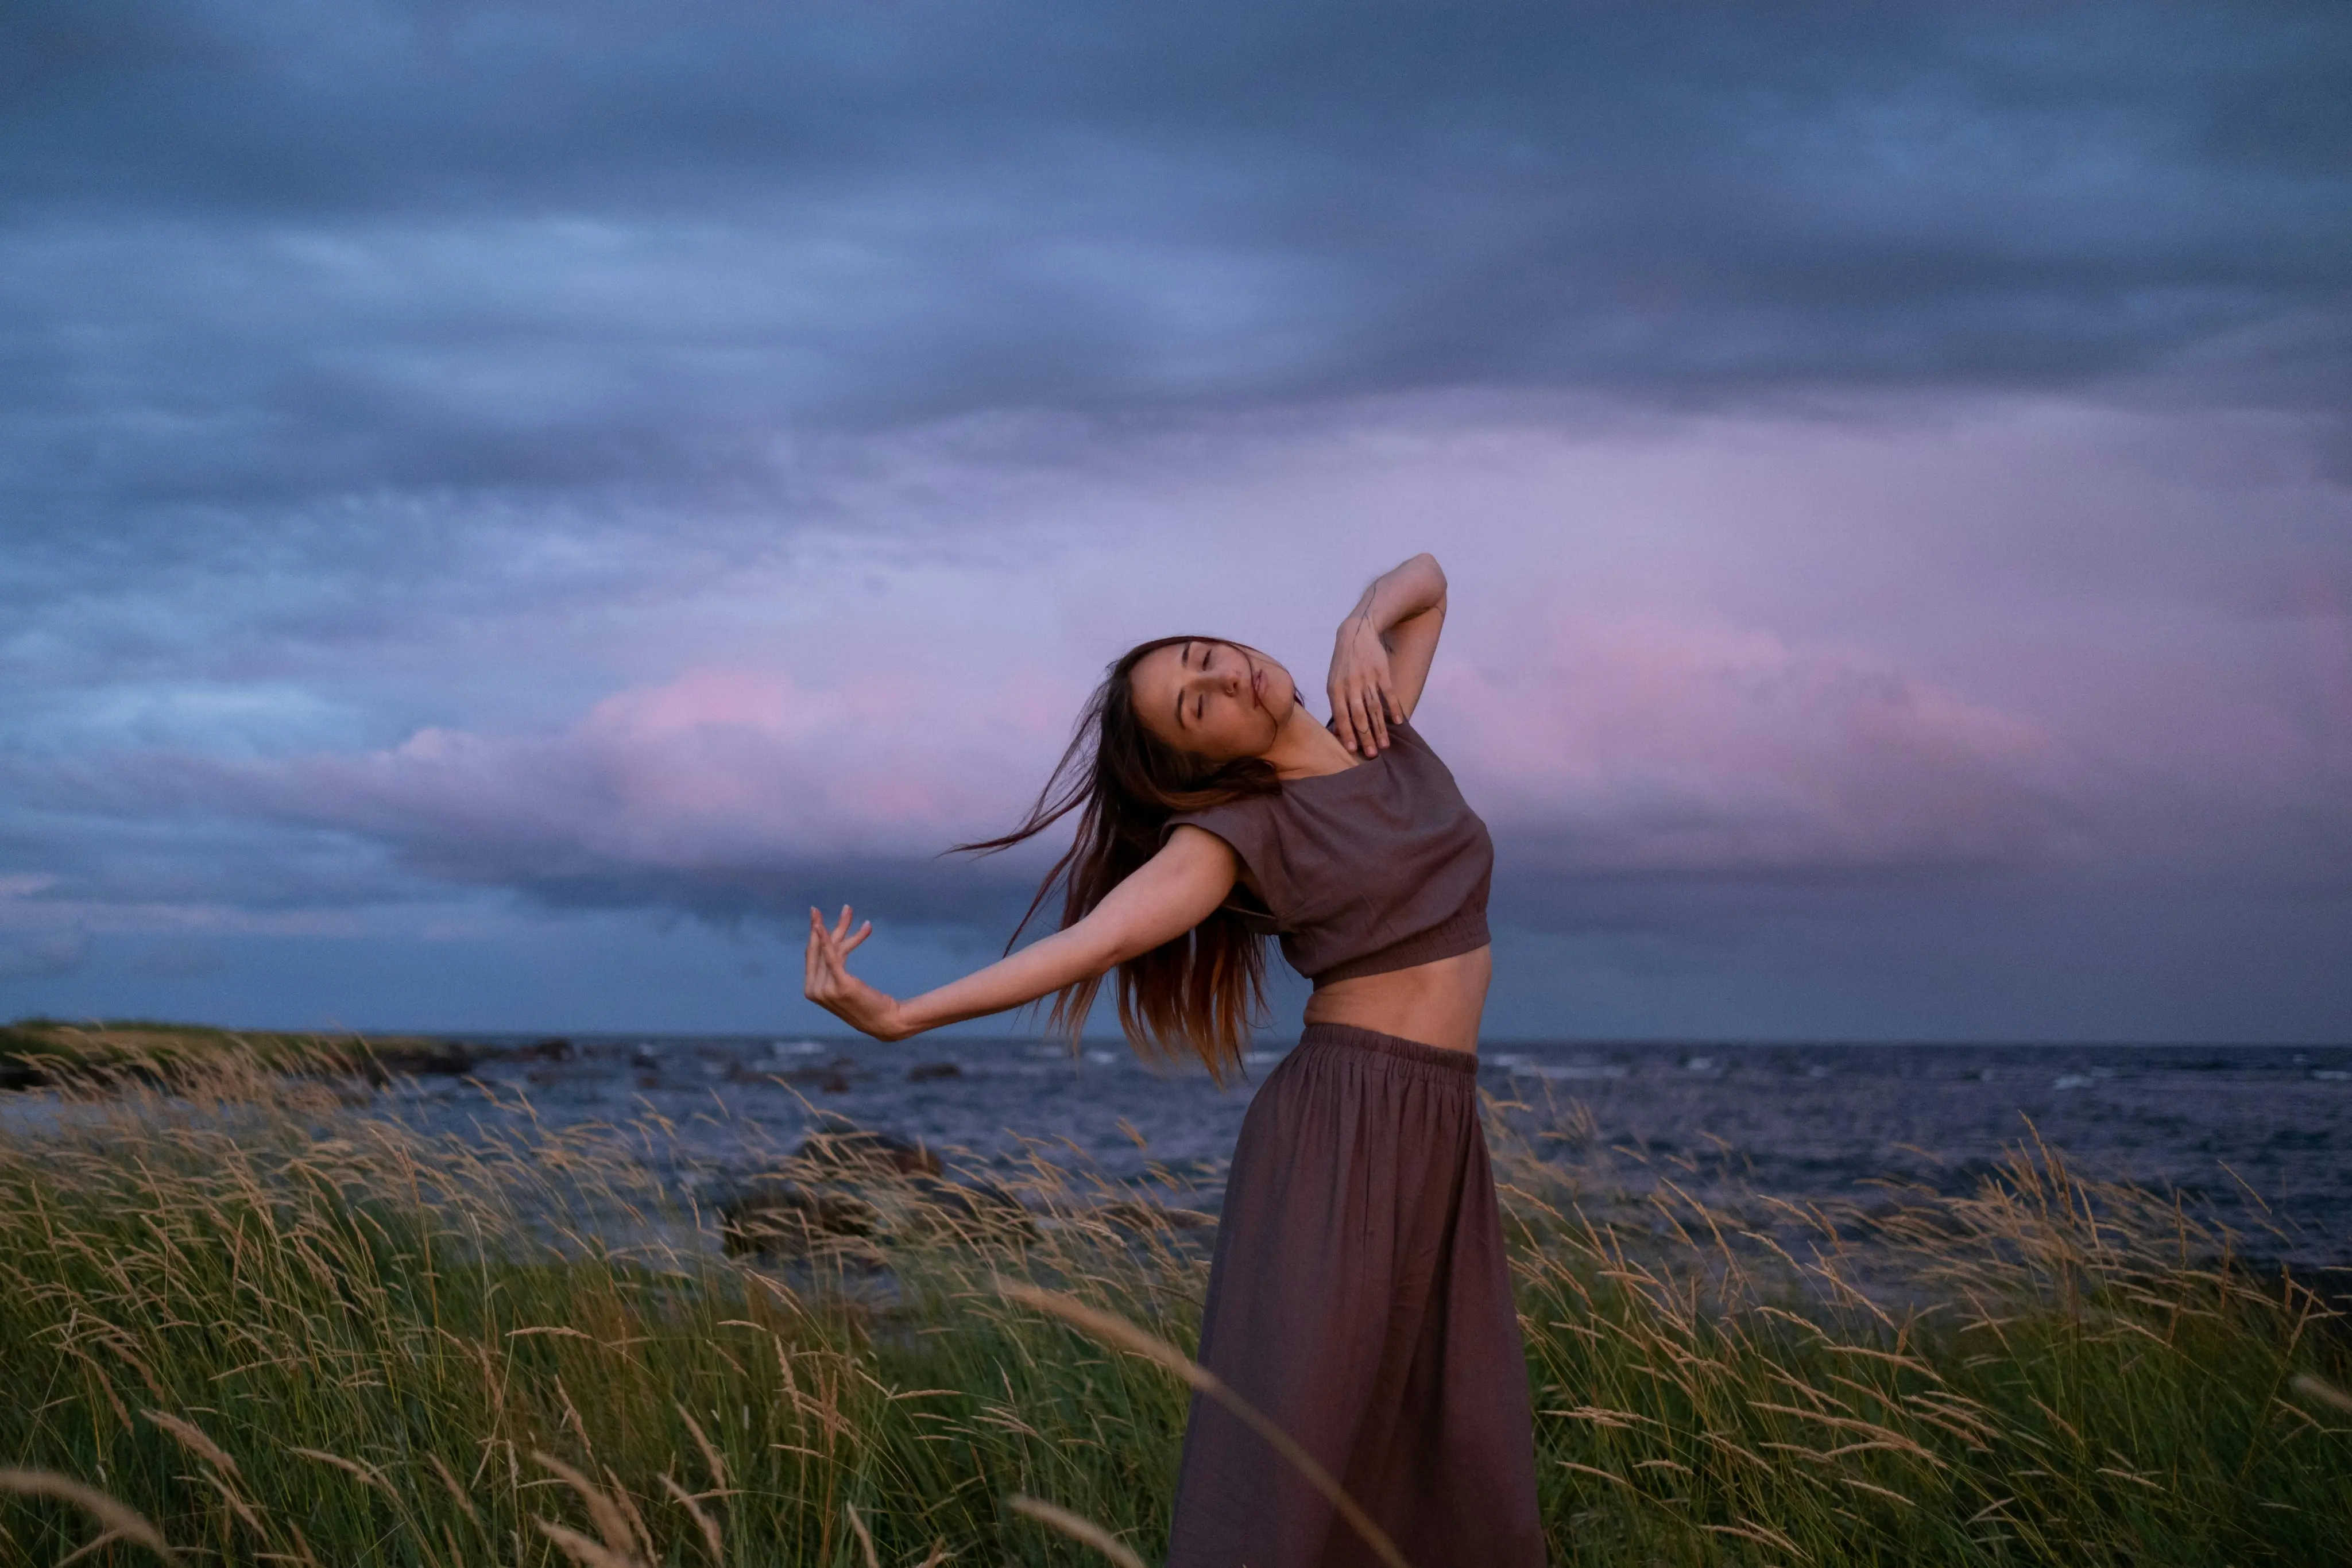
[1302,944,1491,1055]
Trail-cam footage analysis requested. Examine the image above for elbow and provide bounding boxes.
[1099,933,1156,972]
[1096,916,1175,973]
[1073,919,1143,976]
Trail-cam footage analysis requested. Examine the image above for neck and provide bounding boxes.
[1260,704,1362,781]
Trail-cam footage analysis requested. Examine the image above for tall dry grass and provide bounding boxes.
[1489,1098,2352,1565]
[0,1048,2345,1566]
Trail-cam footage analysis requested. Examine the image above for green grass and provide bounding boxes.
[1,1052,2346,1566]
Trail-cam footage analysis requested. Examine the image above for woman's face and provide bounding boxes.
[1130,638,1297,761]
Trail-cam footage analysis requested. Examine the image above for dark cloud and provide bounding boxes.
[2,0,2347,552]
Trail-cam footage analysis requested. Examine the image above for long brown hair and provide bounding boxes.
[954,634,1280,1081]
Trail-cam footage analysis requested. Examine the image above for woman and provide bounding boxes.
[803,552,1545,1567]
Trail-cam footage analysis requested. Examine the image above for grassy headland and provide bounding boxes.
[0,1016,470,1090]
[0,1045,2346,1566]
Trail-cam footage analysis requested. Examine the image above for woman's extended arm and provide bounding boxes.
[1328,552,1448,756]
[803,826,1240,1042]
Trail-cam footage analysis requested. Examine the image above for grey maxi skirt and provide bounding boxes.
[1166,1024,1546,1568]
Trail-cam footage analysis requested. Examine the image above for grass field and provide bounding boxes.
[1,1046,2347,1566]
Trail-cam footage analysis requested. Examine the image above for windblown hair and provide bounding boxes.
[955,634,1279,1082]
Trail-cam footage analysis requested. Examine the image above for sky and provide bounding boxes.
[2,1,2348,1043]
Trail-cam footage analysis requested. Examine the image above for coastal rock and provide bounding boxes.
[907,1060,962,1083]
[903,1174,1037,1244]
[715,1116,1039,1256]
[717,1178,880,1257]
[766,1056,860,1093]
[794,1113,941,1176]
[717,1170,1038,1257]
[363,1039,477,1079]
[508,1037,575,1063]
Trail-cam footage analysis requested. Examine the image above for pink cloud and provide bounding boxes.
[16,392,2343,940]
[1430,613,2065,877]
[220,608,2076,918]
[254,665,1069,891]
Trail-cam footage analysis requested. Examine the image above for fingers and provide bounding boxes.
[830,907,871,959]
[1328,678,1358,754]
[1349,686,1380,754]
[804,905,873,1003]
[1332,675,1400,755]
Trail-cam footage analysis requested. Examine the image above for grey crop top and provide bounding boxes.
[1160,718,1494,985]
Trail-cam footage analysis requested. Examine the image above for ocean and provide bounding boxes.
[372,1033,2352,1268]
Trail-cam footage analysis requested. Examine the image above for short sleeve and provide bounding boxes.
[1161,797,1285,933]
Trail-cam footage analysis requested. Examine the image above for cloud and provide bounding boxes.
[5,394,2346,955]
[1,0,2347,1035]
[159,665,1076,925]
[1,0,2346,568]
[7,625,2079,938]
[1441,617,2066,882]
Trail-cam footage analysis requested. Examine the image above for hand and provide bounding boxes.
[1327,614,1399,756]
[803,904,910,1042]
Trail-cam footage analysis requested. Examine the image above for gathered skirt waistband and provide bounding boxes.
[1288,1021,1480,1081]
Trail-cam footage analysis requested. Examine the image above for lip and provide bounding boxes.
[1250,664,1266,708]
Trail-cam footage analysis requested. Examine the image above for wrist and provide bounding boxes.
[883,995,923,1041]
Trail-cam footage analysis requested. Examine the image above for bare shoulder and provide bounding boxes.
[1084,821,1243,951]
[1161,819,1270,909]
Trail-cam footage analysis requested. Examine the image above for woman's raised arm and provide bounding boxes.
[1328,552,1448,756]
[803,825,1240,1041]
